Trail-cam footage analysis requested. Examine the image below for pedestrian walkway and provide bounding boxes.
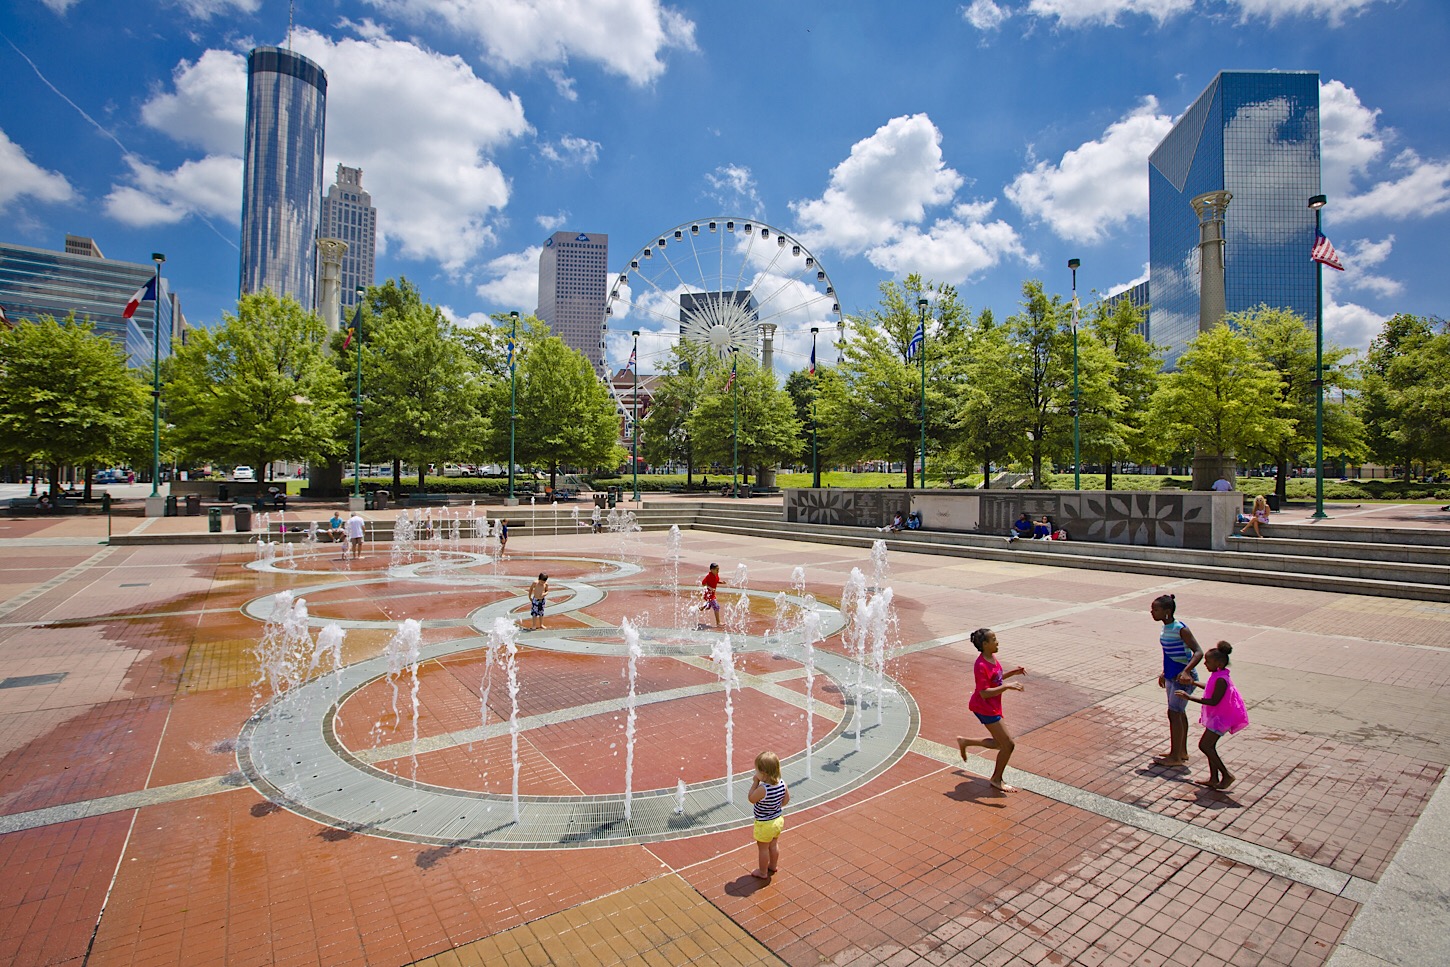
[0,514,1446,965]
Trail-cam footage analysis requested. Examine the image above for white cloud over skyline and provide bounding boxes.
[0,127,75,210]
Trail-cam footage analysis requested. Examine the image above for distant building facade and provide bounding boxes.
[1105,280,1151,341]
[319,164,376,310]
[1148,70,1321,367]
[240,46,328,310]
[535,231,608,374]
[0,237,184,368]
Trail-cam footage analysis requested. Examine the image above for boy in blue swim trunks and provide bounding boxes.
[526,573,549,631]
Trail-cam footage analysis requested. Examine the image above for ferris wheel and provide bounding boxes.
[604,217,846,370]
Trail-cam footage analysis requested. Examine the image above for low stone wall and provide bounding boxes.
[784,488,1240,550]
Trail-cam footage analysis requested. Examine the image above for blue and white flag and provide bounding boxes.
[906,322,924,361]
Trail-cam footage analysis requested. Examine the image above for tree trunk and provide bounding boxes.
[1031,440,1043,489]
[1104,459,1115,491]
[1274,457,1289,501]
[49,462,61,497]
[83,461,94,501]
[905,444,916,489]
[981,458,991,489]
[392,458,402,495]
[417,464,426,493]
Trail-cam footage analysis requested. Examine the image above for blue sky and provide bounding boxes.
[2,0,1446,376]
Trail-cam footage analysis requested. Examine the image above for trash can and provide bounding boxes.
[208,507,223,533]
[594,493,607,509]
[373,490,389,511]
[364,493,375,511]
[101,492,112,514]
[164,494,178,517]
[217,484,229,502]
[184,494,201,516]
[607,487,619,509]
[233,504,253,533]
[1265,493,1280,512]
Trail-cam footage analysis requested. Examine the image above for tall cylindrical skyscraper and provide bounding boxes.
[239,46,327,310]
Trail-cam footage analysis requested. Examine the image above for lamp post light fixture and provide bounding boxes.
[150,253,165,500]
[1309,194,1328,520]
[508,311,519,502]
[631,330,640,502]
[731,348,740,499]
[916,297,928,486]
[810,327,820,489]
[1068,258,1082,491]
[353,286,364,499]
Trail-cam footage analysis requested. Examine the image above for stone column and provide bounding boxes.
[756,322,777,489]
[1190,190,1235,489]
[316,238,348,336]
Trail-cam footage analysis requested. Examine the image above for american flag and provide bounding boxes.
[626,346,636,371]
[724,355,737,392]
[1311,232,1344,271]
[906,322,924,361]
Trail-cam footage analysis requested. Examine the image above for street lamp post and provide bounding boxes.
[1309,195,1328,520]
[631,330,640,502]
[353,286,364,500]
[810,327,820,489]
[1068,258,1081,490]
[150,253,165,501]
[916,297,928,487]
[508,311,519,502]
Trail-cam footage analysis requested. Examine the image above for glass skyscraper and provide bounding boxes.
[535,231,609,374]
[240,46,327,310]
[0,239,181,369]
[319,165,376,310]
[1148,71,1321,368]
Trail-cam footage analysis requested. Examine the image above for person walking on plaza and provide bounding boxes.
[1151,593,1204,767]
[698,562,722,630]
[748,750,790,879]
[956,628,1026,793]
[1176,642,1249,790]
[497,519,509,557]
[345,511,366,560]
[526,573,549,631]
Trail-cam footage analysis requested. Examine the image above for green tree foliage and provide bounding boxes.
[164,291,346,475]
[0,316,150,494]
[1147,322,1291,463]
[945,310,1023,487]
[1233,304,1362,498]
[355,282,482,491]
[483,334,624,488]
[816,275,968,488]
[639,342,711,482]
[685,352,802,482]
[1360,313,1443,476]
[1081,296,1161,489]
[782,366,834,476]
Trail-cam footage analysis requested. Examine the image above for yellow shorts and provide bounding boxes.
[753,817,784,843]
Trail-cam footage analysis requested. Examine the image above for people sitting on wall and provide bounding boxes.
[1033,515,1053,540]
[883,511,905,532]
[36,493,54,513]
[906,510,923,530]
[1008,512,1034,542]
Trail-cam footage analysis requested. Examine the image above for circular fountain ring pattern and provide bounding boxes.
[236,558,919,849]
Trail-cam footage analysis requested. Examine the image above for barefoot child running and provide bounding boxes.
[525,573,549,631]
[698,563,722,630]
[1151,593,1205,767]
[748,751,790,879]
[1176,642,1249,790]
[956,628,1026,792]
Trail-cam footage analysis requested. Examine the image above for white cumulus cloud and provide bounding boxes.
[0,127,75,210]
[1319,79,1385,205]
[1228,0,1388,27]
[364,0,697,86]
[140,48,248,156]
[539,135,601,167]
[1025,0,1193,28]
[172,0,261,18]
[104,155,242,226]
[474,246,543,310]
[962,0,1011,31]
[1336,150,1450,223]
[1005,97,1173,243]
[703,164,763,217]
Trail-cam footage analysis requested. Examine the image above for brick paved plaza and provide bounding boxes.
[1,509,1447,966]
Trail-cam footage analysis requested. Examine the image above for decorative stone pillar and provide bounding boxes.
[316,238,348,336]
[757,322,777,489]
[1190,190,1236,489]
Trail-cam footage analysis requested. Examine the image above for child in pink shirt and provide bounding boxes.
[955,628,1026,793]
[1176,641,1249,790]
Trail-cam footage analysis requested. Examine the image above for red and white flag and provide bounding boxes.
[1311,232,1344,271]
[724,355,737,392]
[122,278,157,319]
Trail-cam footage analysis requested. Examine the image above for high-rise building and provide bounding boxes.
[1148,70,1321,367]
[239,46,327,310]
[319,164,376,310]
[535,231,608,374]
[0,237,183,368]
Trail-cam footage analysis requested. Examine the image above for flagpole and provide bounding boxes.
[631,330,640,502]
[508,311,518,502]
[1309,194,1328,520]
[353,287,364,500]
[810,327,820,489]
[731,350,739,499]
[150,254,165,500]
[916,298,927,488]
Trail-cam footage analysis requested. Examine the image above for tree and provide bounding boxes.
[483,335,623,487]
[1147,322,1291,465]
[165,291,347,476]
[1081,296,1161,489]
[1360,314,1439,476]
[639,342,711,483]
[1234,304,1361,498]
[783,366,836,478]
[0,316,150,496]
[1379,324,1450,473]
[945,310,1023,488]
[816,275,968,488]
[356,283,482,492]
[685,353,802,483]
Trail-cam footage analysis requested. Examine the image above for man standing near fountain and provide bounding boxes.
[345,510,366,560]
[526,573,549,631]
[698,563,722,630]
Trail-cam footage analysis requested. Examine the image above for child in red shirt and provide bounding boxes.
[698,563,722,630]
[956,628,1027,792]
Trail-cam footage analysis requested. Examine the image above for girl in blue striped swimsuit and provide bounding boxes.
[749,750,791,879]
[1151,593,1205,767]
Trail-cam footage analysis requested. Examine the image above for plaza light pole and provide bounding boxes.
[631,330,640,502]
[353,286,364,499]
[508,311,518,502]
[916,297,928,486]
[150,253,165,499]
[810,327,820,489]
[1309,195,1328,520]
[1069,258,1081,490]
[731,349,740,498]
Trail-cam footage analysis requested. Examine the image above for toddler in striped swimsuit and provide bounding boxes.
[748,751,791,879]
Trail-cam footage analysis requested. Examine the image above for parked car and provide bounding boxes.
[233,466,256,482]
[94,469,124,484]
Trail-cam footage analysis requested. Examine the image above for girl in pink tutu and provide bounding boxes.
[1175,642,1249,789]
